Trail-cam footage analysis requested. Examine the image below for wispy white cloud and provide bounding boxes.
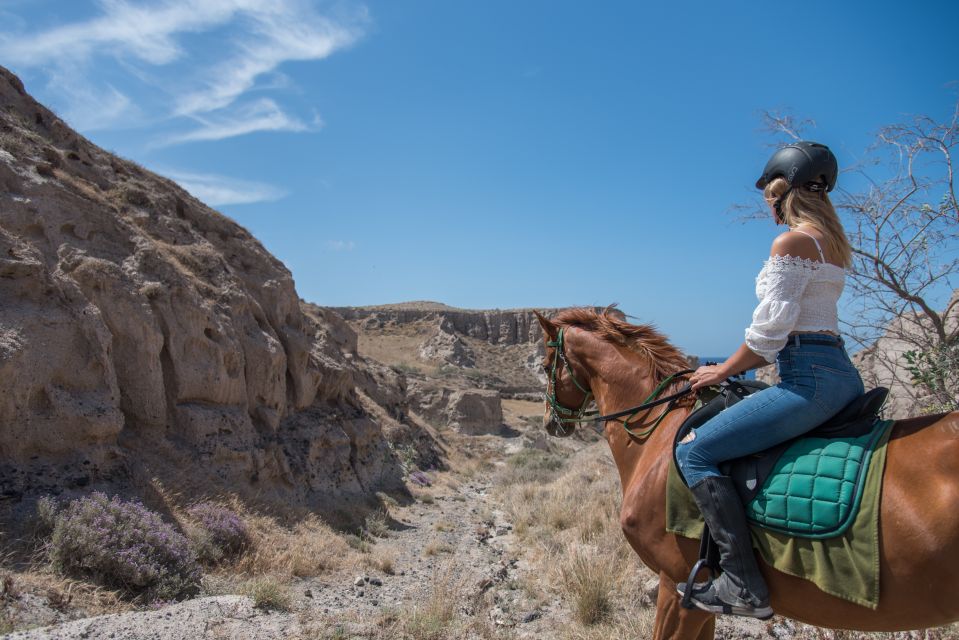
[174,4,365,116]
[327,240,356,251]
[157,98,315,146]
[0,0,255,66]
[0,0,367,133]
[163,169,287,206]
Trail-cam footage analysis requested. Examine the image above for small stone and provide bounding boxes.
[354,576,366,587]
[521,611,541,623]
[369,577,383,587]
[357,590,364,597]
[304,589,313,598]
[643,576,660,604]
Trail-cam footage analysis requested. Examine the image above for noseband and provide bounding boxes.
[544,326,695,439]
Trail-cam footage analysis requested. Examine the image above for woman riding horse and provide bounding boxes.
[674,142,865,618]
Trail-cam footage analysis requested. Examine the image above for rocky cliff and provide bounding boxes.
[0,66,406,508]
[333,303,546,346]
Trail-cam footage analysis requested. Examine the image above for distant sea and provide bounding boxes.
[698,357,757,381]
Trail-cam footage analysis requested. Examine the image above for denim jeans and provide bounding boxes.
[676,334,865,488]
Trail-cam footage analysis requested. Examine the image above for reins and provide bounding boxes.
[544,326,694,438]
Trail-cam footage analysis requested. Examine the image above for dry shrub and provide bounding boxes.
[233,512,355,578]
[241,576,291,611]
[560,547,614,625]
[364,511,390,539]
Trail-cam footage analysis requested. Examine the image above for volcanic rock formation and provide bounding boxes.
[0,66,406,507]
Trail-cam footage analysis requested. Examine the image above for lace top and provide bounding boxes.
[745,255,845,362]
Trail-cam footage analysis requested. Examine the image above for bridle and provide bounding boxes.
[544,327,597,435]
[544,326,695,439]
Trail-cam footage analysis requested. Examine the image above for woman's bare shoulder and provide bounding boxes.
[769,231,821,261]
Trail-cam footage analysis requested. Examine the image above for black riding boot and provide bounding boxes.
[678,475,773,619]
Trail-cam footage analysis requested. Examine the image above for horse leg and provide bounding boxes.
[652,571,715,640]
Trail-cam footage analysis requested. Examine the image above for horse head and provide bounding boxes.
[534,310,594,438]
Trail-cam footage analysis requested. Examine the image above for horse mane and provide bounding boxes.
[552,305,693,397]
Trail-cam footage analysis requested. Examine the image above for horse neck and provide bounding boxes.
[574,333,692,491]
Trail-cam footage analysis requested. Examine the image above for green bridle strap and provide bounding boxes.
[545,327,597,423]
[614,370,687,439]
[547,328,591,395]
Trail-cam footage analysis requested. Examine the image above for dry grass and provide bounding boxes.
[434,519,454,532]
[294,560,478,640]
[493,443,959,640]
[240,576,291,612]
[355,329,431,371]
[0,571,134,618]
[364,545,398,575]
[364,510,391,539]
[384,562,467,640]
[412,489,435,504]
[142,483,361,580]
[232,511,356,578]
[423,540,453,557]
[560,547,615,625]
[493,443,656,638]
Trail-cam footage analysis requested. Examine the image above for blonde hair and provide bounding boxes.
[764,177,852,268]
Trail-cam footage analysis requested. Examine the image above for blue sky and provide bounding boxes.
[1,1,956,356]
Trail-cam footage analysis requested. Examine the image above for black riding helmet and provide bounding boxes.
[755,141,838,193]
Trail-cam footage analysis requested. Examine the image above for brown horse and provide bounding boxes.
[534,307,959,640]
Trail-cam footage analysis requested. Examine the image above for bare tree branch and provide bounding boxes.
[745,101,959,414]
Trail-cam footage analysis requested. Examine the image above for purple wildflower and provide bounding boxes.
[47,492,200,602]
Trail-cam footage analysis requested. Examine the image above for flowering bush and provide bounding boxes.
[186,502,250,565]
[47,492,200,601]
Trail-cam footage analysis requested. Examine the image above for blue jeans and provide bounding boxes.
[676,334,865,488]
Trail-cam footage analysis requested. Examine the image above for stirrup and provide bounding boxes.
[681,524,720,610]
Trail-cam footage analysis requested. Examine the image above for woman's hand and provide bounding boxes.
[689,364,732,391]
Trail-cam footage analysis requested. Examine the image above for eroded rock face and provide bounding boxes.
[407,380,503,435]
[446,389,503,435]
[0,66,402,505]
[419,315,476,368]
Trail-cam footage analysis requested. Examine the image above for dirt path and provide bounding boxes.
[3,435,554,639]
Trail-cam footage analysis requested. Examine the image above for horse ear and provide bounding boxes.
[534,310,558,341]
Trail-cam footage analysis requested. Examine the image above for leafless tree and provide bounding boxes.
[749,105,959,414]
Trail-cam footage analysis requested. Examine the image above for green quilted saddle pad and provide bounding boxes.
[745,420,892,539]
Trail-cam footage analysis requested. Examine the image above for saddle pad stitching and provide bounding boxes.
[745,424,887,538]
[761,447,863,530]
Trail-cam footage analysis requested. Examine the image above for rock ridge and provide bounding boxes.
[332,305,555,346]
[0,66,406,508]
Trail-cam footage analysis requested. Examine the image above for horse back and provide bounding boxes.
[766,411,959,630]
[868,411,959,625]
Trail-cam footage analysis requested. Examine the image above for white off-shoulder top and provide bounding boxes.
[744,255,845,362]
